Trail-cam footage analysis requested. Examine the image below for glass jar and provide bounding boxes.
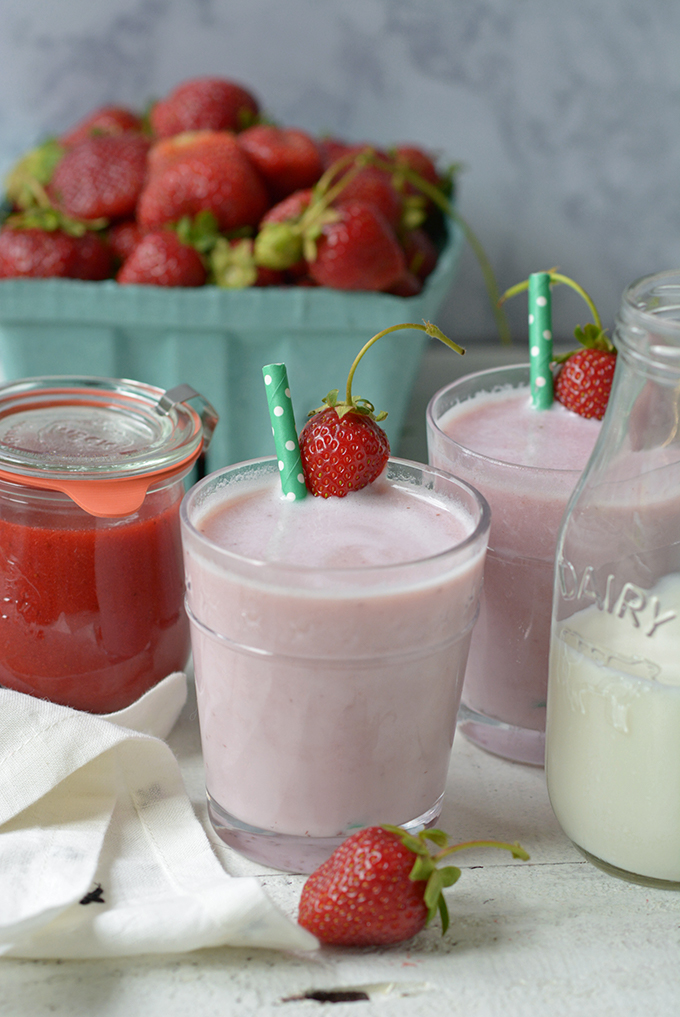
[546,270,680,888]
[0,377,216,713]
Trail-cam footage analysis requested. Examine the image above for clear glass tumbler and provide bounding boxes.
[427,365,601,765]
[180,456,490,873]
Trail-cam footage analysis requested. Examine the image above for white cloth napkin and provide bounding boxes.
[0,674,318,958]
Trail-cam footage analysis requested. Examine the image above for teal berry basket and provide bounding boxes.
[0,222,464,473]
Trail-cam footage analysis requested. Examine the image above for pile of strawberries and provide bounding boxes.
[0,76,452,293]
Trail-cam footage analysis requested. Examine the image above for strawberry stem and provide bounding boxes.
[371,155,512,346]
[433,838,530,863]
[344,321,465,407]
[500,270,602,331]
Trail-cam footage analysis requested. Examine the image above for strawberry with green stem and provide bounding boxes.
[501,270,616,420]
[255,148,511,342]
[0,206,112,280]
[298,824,529,947]
[299,321,464,498]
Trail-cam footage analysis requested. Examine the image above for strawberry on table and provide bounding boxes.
[137,130,269,233]
[117,230,206,287]
[298,824,529,947]
[150,77,259,137]
[48,133,150,222]
[237,124,323,200]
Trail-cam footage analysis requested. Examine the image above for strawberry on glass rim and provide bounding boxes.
[553,321,616,420]
[501,270,616,421]
[299,321,464,498]
[297,824,529,947]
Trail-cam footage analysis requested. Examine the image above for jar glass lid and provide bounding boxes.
[0,377,218,516]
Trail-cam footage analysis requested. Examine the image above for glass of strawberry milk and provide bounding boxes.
[427,364,601,765]
[180,456,489,873]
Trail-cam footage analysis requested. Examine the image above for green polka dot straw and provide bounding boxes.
[262,364,308,501]
[528,272,554,410]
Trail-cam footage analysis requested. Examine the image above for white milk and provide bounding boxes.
[546,571,680,882]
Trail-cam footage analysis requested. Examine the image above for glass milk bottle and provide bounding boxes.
[546,270,680,888]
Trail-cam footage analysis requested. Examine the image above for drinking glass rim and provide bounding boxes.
[180,455,491,578]
[426,362,592,477]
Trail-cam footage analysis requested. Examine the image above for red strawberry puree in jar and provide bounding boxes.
[181,457,490,873]
[0,377,216,713]
[427,364,601,765]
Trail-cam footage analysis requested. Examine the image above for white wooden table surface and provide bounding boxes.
[3,343,679,1017]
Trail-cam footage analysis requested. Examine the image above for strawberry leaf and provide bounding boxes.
[382,824,430,856]
[210,237,257,289]
[422,828,450,848]
[573,321,614,352]
[438,865,463,888]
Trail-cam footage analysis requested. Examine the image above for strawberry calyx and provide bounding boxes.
[4,139,65,212]
[4,205,107,236]
[308,388,386,424]
[172,209,222,253]
[553,321,615,364]
[382,824,530,934]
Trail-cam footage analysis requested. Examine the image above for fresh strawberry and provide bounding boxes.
[501,271,615,412]
[117,230,206,287]
[308,200,406,291]
[317,139,390,171]
[299,402,390,498]
[48,133,150,221]
[401,226,439,280]
[393,145,441,192]
[298,322,464,497]
[59,106,143,147]
[137,130,269,233]
[70,231,114,280]
[237,125,323,200]
[554,344,617,420]
[330,165,403,229]
[0,225,79,278]
[150,77,259,138]
[255,189,313,275]
[298,825,529,947]
[260,188,313,225]
[107,219,149,263]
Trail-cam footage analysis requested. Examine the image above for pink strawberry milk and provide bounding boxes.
[427,364,601,765]
[180,457,489,873]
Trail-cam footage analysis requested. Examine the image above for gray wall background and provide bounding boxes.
[1,0,678,346]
